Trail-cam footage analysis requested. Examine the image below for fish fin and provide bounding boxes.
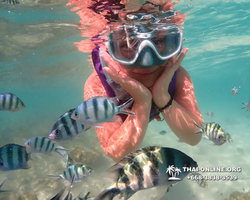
[0,178,6,189]
[55,147,68,159]
[195,131,203,135]
[35,154,43,159]
[95,125,105,128]
[105,163,124,182]
[193,122,203,129]
[202,135,209,140]
[118,98,135,116]
[67,156,74,166]
[64,174,75,199]
[55,146,68,152]
[93,187,121,200]
[68,108,76,114]
[111,115,122,123]
[47,174,64,180]
[194,122,204,134]
[0,178,10,193]
[75,192,90,200]
[84,191,91,199]
[108,97,120,105]
[50,187,67,200]
[124,191,136,200]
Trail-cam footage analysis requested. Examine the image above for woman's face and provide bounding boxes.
[114,3,176,88]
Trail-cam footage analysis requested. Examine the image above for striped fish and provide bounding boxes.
[94,146,197,200]
[194,122,227,146]
[48,164,93,183]
[0,93,25,112]
[0,144,31,170]
[24,136,67,158]
[48,108,91,141]
[71,97,135,127]
[242,100,250,111]
[1,0,20,4]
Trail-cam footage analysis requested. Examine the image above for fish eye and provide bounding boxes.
[86,116,90,120]
[27,142,30,146]
[55,130,59,135]
[74,112,78,117]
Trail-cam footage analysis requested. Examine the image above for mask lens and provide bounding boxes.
[109,31,140,60]
[151,33,180,56]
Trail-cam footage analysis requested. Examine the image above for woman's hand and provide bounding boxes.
[151,48,188,108]
[100,51,152,103]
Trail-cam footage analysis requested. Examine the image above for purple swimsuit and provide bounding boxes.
[91,46,177,122]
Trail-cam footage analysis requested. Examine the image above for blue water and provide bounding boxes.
[0,0,250,200]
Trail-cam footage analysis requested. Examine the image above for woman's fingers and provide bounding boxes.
[100,51,120,72]
[103,67,151,101]
[172,48,189,71]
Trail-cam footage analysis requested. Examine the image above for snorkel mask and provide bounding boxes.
[106,11,183,68]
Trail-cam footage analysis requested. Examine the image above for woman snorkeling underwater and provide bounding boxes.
[80,0,204,162]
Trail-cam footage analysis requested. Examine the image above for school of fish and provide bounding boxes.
[0,81,245,199]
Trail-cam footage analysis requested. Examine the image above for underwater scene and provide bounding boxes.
[0,0,250,200]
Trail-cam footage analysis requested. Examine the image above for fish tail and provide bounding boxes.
[193,122,204,134]
[55,146,68,159]
[94,187,121,200]
[118,98,136,116]
[242,102,246,109]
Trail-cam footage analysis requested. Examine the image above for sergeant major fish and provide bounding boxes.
[93,146,198,200]
[242,100,250,111]
[71,97,135,127]
[0,144,31,170]
[48,164,93,183]
[231,86,240,96]
[194,122,227,146]
[49,108,91,141]
[1,0,20,4]
[0,93,25,112]
[205,111,215,117]
[24,136,68,158]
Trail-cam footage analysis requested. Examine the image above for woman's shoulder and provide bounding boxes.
[177,66,191,81]
[84,72,107,100]
[175,66,194,96]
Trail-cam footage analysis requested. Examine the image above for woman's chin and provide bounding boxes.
[127,65,165,88]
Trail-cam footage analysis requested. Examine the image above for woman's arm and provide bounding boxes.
[155,67,203,145]
[84,72,152,162]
